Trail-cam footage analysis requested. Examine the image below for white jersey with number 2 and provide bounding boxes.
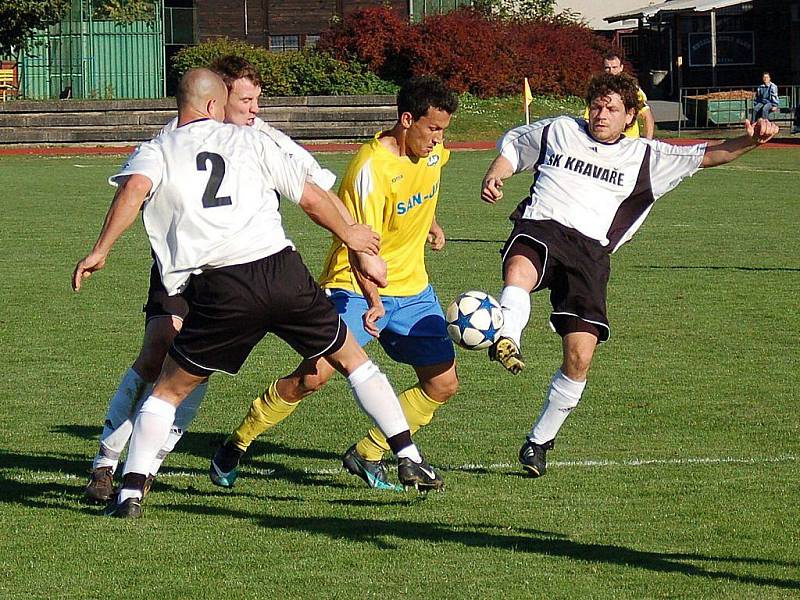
[111,118,309,295]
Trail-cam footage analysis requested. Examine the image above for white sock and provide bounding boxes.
[117,487,142,503]
[93,368,153,471]
[529,370,586,444]
[348,360,410,440]
[499,285,531,348]
[396,444,423,463]
[122,396,175,480]
[148,382,207,475]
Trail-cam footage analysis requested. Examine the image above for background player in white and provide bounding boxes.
[83,56,341,502]
[74,69,443,518]
[481,72,778,478]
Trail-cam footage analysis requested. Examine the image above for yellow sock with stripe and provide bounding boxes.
[355,385,444,462]
[227,380,299,453]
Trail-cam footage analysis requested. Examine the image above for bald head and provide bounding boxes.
[176,68,228,124]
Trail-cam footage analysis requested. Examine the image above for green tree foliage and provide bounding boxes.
[473,0,557,20]
[92,0,157,23]
[0,0,67,55]
[173,38,398,96]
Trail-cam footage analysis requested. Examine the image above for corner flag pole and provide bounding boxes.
[524,77,533,125]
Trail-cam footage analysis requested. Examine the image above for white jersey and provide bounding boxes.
[160,116,336,191]
[498,116,706,252]
[111,119,309,295]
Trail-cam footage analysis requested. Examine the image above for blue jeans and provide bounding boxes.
[753,102,776,121]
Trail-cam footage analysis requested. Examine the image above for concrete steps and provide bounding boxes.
[0,95,396,145]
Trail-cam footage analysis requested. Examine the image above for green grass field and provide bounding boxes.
[0,147,798,599]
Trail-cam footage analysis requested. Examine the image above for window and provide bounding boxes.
[619,33,639,62]
[270,35,299,53]
[305,35,320,49]
[164,6,194,45]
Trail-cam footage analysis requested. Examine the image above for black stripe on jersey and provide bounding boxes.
[509,123,551,222]
[605,145,654,251]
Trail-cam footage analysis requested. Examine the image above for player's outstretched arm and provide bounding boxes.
[72,174,152,292]
[481,155,514,204]
[701,119,779,168]
[299,181,380,255]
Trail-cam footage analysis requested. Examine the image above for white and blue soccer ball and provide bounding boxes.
[446,290,504,350]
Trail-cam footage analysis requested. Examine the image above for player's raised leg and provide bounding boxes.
[489,244,540,375]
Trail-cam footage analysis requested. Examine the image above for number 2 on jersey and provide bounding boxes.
[196,152,232,208]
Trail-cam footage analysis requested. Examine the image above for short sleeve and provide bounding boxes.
[258,137,309,205]
[497,119,554,173]
[109,142,163,190]
[158,117,178,137]
[257,122,337,191]
[646,139,707,199]
[343,159,385,233]
[439,145,450,167]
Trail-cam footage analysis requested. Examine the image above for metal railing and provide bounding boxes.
[679,85,798,133]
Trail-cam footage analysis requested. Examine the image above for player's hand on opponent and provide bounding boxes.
[427,220,445,251]
[349,250,388,288]
[343,224,380,255]
[72,251,107,292]
[746,118,779,144]
[363,303,385,338]
[481,176,504,204]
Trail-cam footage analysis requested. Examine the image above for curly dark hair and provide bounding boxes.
[585,72,642,115]
[397,76,459,120]
[208,55,263,91]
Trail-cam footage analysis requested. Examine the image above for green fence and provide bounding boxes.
[20,2,164,100]
[410,0,473,21]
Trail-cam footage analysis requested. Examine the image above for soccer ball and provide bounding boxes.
[446,291,504,350]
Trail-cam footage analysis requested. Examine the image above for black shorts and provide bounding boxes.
[144,260,189,322]
[501,219,611,342]
[169,248,347,377]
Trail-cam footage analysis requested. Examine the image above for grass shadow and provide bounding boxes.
[163,503,800,590]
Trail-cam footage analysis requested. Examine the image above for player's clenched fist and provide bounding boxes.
[481,176,504,204]
[746,118,779,144]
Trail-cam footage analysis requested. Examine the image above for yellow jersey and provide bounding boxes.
[319,133,450,297]
[582,88,649,138]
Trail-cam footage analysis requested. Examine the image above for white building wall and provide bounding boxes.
[555,0,653,30]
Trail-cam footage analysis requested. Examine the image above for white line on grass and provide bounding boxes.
[5,455,796,483]
[452,454,798,472]
[306,454,798,475]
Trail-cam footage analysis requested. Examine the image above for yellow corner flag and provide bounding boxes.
[524,77,533,125]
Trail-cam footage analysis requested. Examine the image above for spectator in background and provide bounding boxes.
[753,72,779,121]
[792,100,800,134]
[583,52,654,139]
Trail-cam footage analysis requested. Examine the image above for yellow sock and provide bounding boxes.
[227,380,299,453]
[355,385,444,462]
